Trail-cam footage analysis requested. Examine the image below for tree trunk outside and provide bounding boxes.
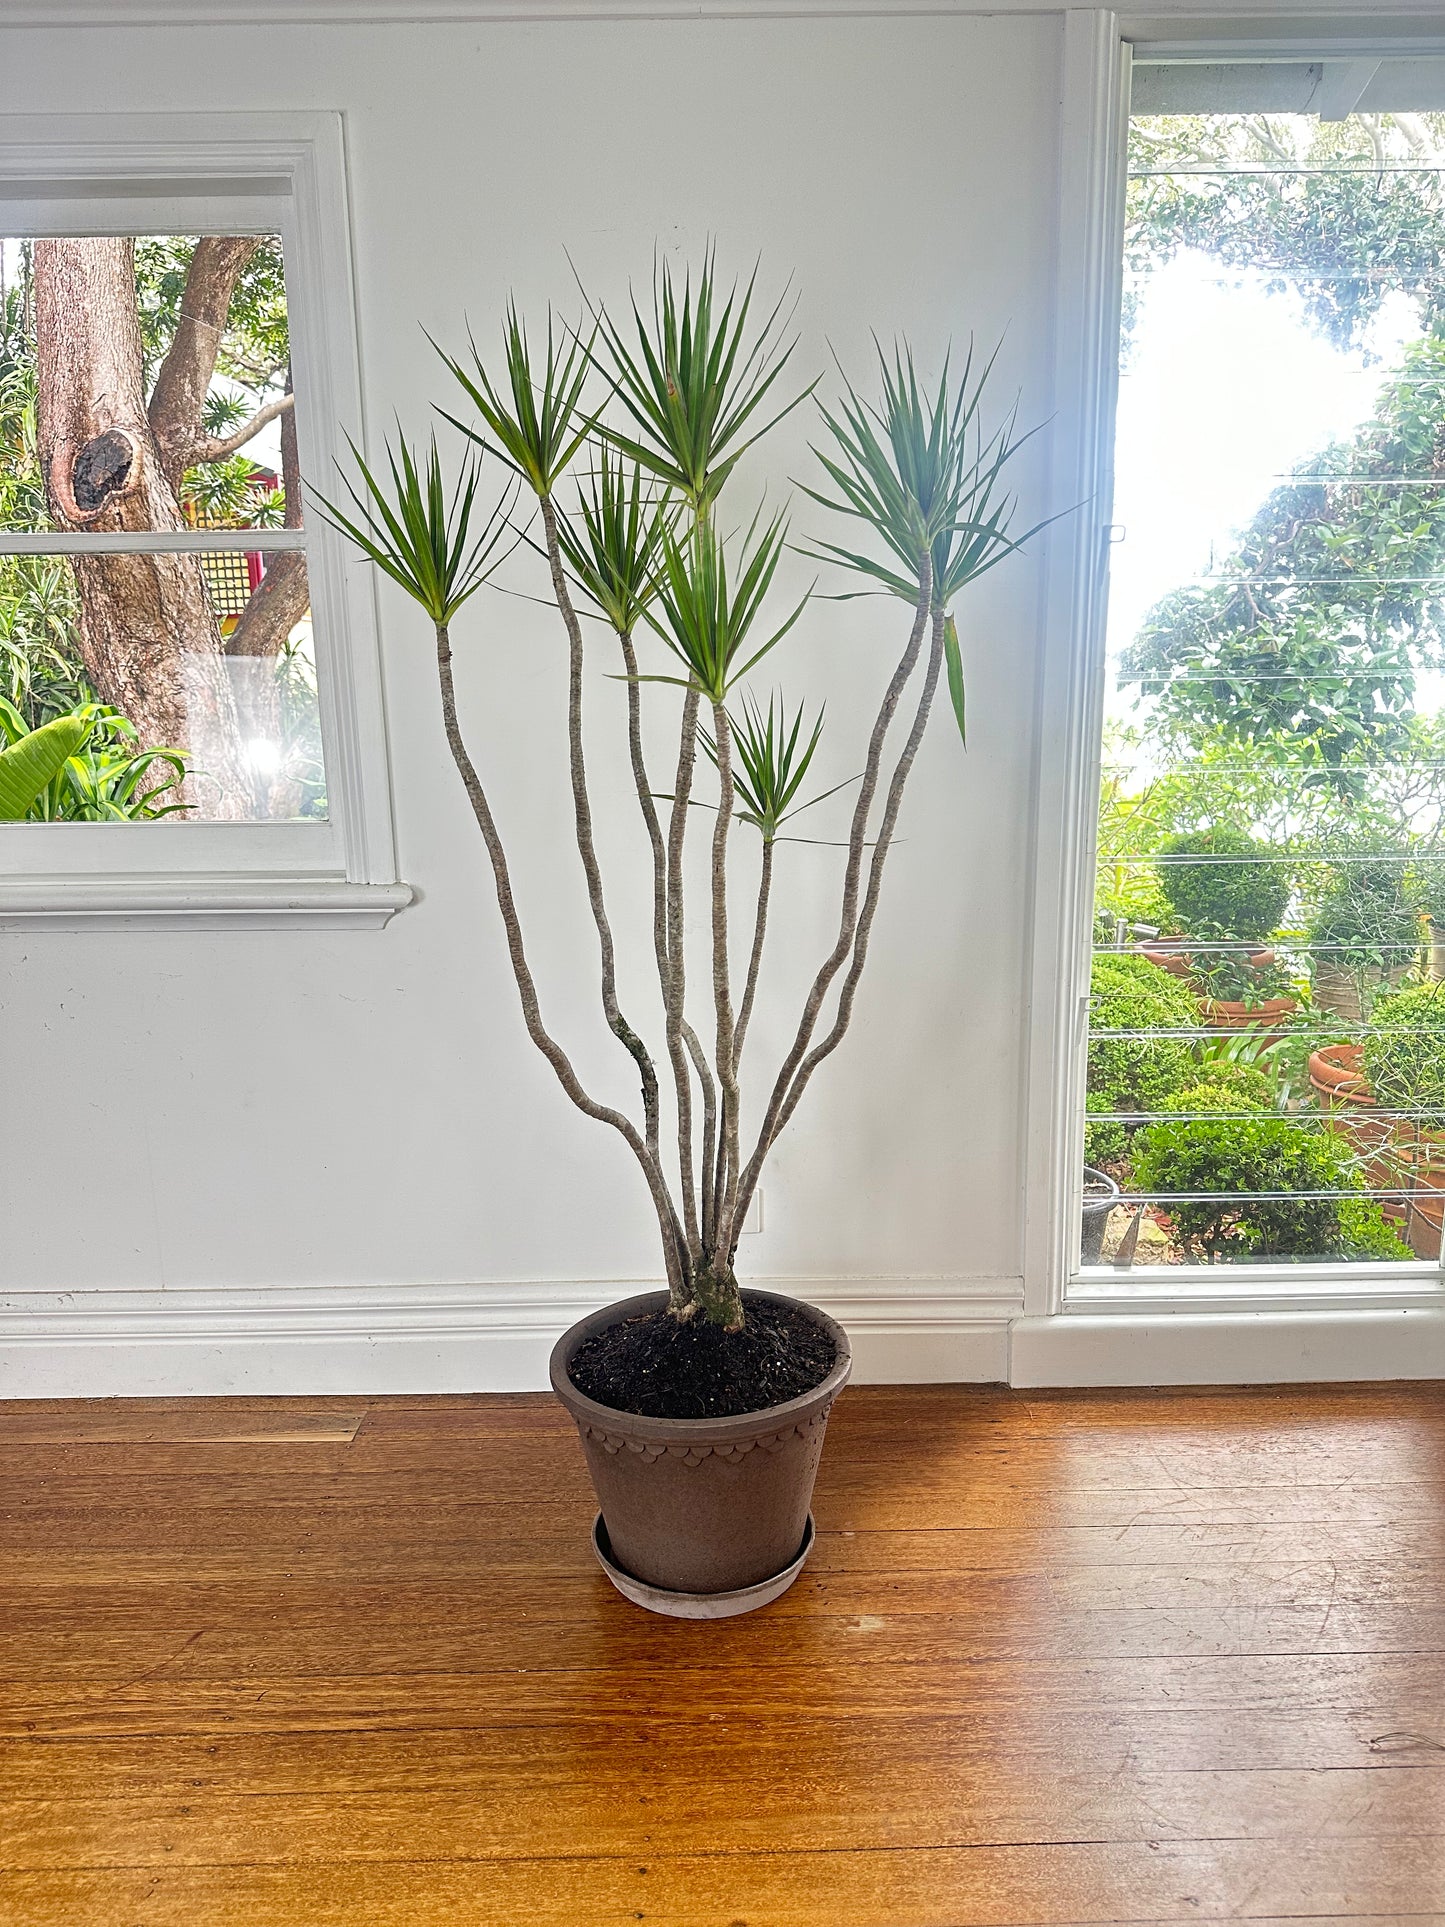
[32,237,256,819]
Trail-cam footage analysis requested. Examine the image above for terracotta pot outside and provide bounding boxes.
[1203,994,1296,1043]
[550,1289,852,1602]
[1396,1133,1445,1259]
[1308,1041,1372,1105]
[1140,943,1194,980]
[1308,1045,1443,1255]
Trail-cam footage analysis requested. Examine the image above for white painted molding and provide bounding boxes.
[0,1277,1021,1397]
[4,0,1444,21]
[1010,1306,1445,1385]
[10,1277,1445,1395]
[1021,10,1128,1319]
[0,873,413,929]
[0,111,406,910]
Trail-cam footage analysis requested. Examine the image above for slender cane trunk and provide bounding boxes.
[540,499,662,1156]
[732,606,949,1230]
[697,702,745,1327]
[616,628,719,1261]
[744,558,934,1176]
[664,688,703,1284]
[433,619,688,1298]
[715,837,774,1223]
[32,237,254,818]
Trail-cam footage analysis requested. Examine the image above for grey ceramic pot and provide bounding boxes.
[550,1288,852,1602]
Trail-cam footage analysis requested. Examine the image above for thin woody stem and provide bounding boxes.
[620,623,714,1256]
[540,495,661,1159]
[734,837,774,1071]
[709,701,743,1266]
[735,604,947,1215]
[666,686,703,1274]
[683,1019,719,1254]
[742,555,933,1188]
[434,621,687,1297]
[618,627,672,1010]
[714,833,772,1233]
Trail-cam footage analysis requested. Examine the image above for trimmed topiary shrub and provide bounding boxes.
[1158,826,1290,943]
[1085,952,1198,1163]
[1171,1071,1271,1117]
[1131,1116,1412,1262]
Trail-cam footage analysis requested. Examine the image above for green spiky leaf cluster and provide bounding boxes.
[315,433,515,626]
[437,306,594,499]
[644,512,808,702]
[555,450,672,635]
[803,340,1042,611]
[701,693,848,842]
[592,252,812,516]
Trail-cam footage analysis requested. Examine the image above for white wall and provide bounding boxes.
[0,9,1066,1395]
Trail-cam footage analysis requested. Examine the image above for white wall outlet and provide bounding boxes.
[740,1189,764,1236]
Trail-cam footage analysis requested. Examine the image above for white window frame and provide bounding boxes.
[1021,11,1445,1322]
[0,111,409,930]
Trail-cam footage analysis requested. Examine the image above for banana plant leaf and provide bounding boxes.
[0,713,92,821]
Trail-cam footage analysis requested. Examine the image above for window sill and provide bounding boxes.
[1067,1264,1443,1318]
[0,874,414,931]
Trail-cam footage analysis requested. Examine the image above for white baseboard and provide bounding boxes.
[1009,1306,1445,1387]
[8,1278,1441,1399]
[0,1277,1021,1399]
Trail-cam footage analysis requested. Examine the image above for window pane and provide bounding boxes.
[1,233,298,533]
[1085,108,1445,1271]
[0,549,323,823]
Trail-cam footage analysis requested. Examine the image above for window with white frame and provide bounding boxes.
[0,116,405,926]
[1080,61,1445,1279]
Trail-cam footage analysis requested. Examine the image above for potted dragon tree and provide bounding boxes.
[322,256,1041,1617]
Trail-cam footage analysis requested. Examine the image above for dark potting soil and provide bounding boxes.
[568,1296,837,1420]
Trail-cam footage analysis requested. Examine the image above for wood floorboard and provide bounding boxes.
[1,1383,1443,1924]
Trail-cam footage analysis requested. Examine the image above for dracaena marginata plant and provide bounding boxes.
[320,255,1041,1333]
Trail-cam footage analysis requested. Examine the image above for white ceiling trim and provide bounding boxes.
[2,0,1444,24]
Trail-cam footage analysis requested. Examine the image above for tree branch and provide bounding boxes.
[435,618,687,1297]
[226,373,304,664]
[147,236,262,489]
[188,392,295,467]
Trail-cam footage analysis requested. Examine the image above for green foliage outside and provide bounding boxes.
[0,697,187,820]
[1156,825,1290,942]
[1307,858,1423,982]
[1085,953,1198,1164]
[1123,117,1445,781]
[1362,980,1445,1117]
[1089,112,1445,1262]
[1,235,307,816]
[1131,1116,1413,1262]
[1162,1070,1274,1115]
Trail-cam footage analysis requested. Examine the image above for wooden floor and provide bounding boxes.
[2,1384,1445,1926]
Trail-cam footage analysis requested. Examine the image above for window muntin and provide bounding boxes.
[0,230,324,823]
[1082,105,1445,1276]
